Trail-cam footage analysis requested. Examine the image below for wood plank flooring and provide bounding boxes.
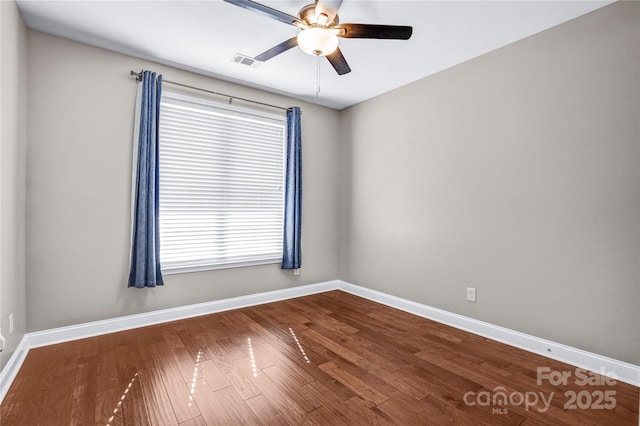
[1,290,637,425]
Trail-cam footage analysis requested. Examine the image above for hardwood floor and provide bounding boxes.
[1,290,637,425]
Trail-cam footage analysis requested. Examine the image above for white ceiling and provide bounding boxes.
[17,0,613,110]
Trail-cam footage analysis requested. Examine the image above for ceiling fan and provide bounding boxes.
[224,0,413,75]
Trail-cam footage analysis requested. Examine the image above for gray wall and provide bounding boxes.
[339,1,639,365]
[0,0,28,370]
[26,31,340,332]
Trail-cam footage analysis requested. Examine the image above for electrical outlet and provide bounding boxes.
[293,268,300,276]
[466,287,476,302]
[9,314,14,335]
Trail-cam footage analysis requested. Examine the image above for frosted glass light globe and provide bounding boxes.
[297,27,339,56]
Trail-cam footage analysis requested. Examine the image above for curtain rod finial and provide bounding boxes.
[130,70,143,82]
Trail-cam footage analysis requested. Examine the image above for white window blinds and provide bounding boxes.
[158,92,286,272]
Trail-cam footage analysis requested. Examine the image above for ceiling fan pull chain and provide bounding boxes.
[316,54,321,98]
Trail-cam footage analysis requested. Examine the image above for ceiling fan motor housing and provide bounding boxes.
[298,3,339,27]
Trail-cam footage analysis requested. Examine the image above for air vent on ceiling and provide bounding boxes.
[231,53,261,68]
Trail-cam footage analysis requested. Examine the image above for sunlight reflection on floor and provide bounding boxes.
[289,327,311,364]
[188,349,204,407]
[106,372,138,426]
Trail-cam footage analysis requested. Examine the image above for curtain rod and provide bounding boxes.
[130,70,292,113]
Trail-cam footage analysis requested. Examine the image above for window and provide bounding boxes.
[158,92,286,272]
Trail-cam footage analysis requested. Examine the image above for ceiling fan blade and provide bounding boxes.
[326,47,351,75]
[314,0,343,23]
[255,37,299,62]
[223,0,305,27]
[334,23,413,40]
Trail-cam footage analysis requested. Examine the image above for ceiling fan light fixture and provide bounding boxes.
[297,27,339,56]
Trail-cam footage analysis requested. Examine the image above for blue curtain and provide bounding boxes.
[128,70,164,288]
[282,107,302,269]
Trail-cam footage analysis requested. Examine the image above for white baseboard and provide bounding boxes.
[27,280,340,349]
[337,280,640,387]
[1,278,637,405]
[0,336,29,404]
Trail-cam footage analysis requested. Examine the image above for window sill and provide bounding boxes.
[162,258,282,275]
